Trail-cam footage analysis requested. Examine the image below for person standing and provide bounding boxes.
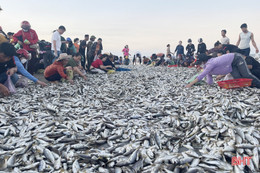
[175,41,184,66]
[73,38,80,53]
[86,35,96,70]
[79,34,89,69]
[236,23,259,56]
[197,38,207,55]
[122,45,130,58]
[51,25,66,62]
[133,55,136,65]
[13,21,39,74]
[87,38,103,70]
[167,44,173,55]
[122,45,130,65]
[186,39,195,57]
[221,30,230,44]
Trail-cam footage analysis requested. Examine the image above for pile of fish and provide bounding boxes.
[0,66,260,173]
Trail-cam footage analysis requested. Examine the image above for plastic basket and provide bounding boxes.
[217,78,252,89]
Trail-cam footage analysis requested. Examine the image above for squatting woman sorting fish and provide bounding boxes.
[186,53,260,88]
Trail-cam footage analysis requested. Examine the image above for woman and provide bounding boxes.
[13,21,39,74]
[122,45,130,59]
[44,53,74,84]
[186,53,260,88]
[90,54,112,73]
[15,49,47,87]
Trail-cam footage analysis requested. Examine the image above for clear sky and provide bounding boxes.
[1,0,260,56]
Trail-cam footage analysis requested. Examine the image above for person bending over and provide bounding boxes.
[186,53,260,88]
[16,49,47,86]
[90,54,112,73]
[0,42,18,96]
[44,53,73,84]
[65,52,87,80]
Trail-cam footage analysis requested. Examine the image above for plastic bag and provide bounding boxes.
[4,75,16,94]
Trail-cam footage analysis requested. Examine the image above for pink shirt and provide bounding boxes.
[122,48,129,56]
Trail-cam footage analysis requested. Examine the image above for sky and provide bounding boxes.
[1,0,260,56]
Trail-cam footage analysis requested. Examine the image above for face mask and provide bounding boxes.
[21,58,27,64]
[22,29,29,32]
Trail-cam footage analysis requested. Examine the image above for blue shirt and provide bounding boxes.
[175,45,184,55]
[14,56,38,83]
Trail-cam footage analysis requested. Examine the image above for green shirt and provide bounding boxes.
[66,58,79,68]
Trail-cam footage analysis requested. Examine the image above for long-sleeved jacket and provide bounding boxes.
[13,29,39,52]
[44,61,67,79]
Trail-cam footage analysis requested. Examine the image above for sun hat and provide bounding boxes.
[57,53,72,61]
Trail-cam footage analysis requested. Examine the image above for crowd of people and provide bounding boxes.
[0,22,260,96]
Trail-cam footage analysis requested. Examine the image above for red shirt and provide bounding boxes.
[13,29,39,52]
[91,59,103,68]
[44,61,67,79]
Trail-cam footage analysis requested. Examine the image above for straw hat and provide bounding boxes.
[57,53,72,61]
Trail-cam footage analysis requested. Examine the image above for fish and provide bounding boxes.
[0,66,259,172]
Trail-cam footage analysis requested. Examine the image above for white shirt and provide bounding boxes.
[51,30,61,51]
[239,31,252,49]
[221,37,230,44]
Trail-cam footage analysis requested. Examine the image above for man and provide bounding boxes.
[186,39,195,57]
[221,30,230,44]
[197,38,207,55]
[175,41,184,66]
[236,23,259,56]
[13,21,39,74]
[0,42,18,96]
[86,35,96,69]
[66,52,87,80]
[87,38,102,71]
[79,35,89,69]
[51,25,66,62]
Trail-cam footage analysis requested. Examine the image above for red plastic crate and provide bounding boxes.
[217,78,252,89]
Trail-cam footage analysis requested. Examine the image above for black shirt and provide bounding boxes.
[103,58,115,68]
[245,56,260,69]
[0,57,16,74]
[197,43,207,54]
[186,44,195,55]
[79,40,87,55]
[222,44,239,53]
